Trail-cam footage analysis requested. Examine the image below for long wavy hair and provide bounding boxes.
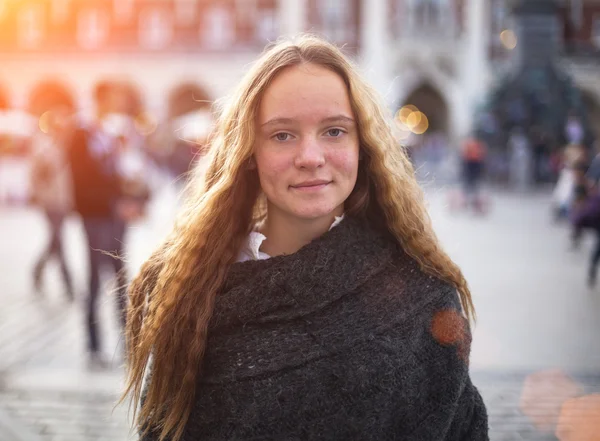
[123,34,475,441]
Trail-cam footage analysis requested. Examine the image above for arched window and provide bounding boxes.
[77,8,110,49]
[256,7,278,44]
[139,7,174,50]
[201,6,235,49]
[175,0,197,26]
[51,0,70,24]
[399,83,449,135]
[404,0,456,35]
[319,0,353,42]
[114,0,134,24]
[18,4,44,48]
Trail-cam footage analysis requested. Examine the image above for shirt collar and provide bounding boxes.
[238,214,345,262]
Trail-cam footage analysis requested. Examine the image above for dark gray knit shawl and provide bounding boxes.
[143,216,488,441]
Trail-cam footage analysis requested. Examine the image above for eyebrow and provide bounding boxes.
[260,115,355,128]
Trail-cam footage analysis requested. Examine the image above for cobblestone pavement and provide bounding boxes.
[1,183,599,440]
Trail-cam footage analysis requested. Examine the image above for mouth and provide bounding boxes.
[290,180,332,191]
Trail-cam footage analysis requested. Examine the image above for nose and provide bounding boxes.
[294,136,325,169]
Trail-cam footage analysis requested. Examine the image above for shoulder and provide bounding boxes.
[383,245,469,337]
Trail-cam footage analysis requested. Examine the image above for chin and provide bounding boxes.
[290,202,342,220]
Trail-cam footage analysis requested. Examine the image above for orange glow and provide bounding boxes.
[406,110,422,129]
[520,370,583,433]
[430,309,469,362]
[556,394,600,440]
[412,112,429,135]
[396,105,418,125]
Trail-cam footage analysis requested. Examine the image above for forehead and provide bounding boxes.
[258,63,353,123]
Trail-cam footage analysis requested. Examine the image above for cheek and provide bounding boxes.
[256,152,293,184]
[328,149,359,178]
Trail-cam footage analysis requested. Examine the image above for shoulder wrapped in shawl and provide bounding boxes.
[142,217,488,441]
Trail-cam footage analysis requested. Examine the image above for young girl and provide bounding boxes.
[123,35,488,441]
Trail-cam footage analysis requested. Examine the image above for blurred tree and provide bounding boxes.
[28,80,75,117]
[475,0,595,155]
[168,82,212,119]
[0,85,8,110]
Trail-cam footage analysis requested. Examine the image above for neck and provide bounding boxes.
[259,206,343,257]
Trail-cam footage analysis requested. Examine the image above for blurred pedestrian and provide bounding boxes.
[66,81,128,368]
[552,143,587,221]
[565,113,584,145]
[508,128,532,191]
[531,127,550,185]
[572,191,600,287]
[123,36,488,441]
[585,141,600,189]
[452,135,487,214]
[30,104,75,300]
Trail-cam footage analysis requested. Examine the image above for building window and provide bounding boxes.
[235,0,258,22]
[593,16,600,48]
[78,10,106,49]
[256,8,277,43]
[139,8,174,50]
[319,0,352,42]
[201,6,235,49]
[52,0,70,24]
[406,0,454,34]
[114,0,134,24]
[571,0,583,31]
[77,8,109,49]
[175,0,197,26]
[18,4,44,48]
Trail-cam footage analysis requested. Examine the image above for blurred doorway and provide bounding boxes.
[399,82,451,182]
[582,90,600,144]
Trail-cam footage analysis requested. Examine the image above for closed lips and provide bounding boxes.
[291,180,331,188]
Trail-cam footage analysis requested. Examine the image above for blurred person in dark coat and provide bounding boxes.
[66,81,129,368]
[454,135,487,214]
[30,104,75,300]
[572,190,600,287]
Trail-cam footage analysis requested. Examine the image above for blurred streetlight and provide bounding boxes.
[500,29,517,50]
[38,110,52,134]
[395,105,429,136]
[412,112,429,135]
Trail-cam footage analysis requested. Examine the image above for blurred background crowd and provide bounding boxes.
[2,0,600,440]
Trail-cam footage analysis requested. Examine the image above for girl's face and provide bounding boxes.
[254,63,360,223]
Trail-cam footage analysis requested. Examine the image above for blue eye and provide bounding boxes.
[326,128,344,137]
[274,133,291,142]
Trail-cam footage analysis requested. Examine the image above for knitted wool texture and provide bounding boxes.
[142,216,489,441]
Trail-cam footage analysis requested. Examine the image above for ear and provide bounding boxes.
[247,156,257,170]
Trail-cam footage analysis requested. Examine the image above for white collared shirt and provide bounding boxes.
[237,215,345,262]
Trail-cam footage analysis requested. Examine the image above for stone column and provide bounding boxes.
[277,0,307,38]
[360,0,392,104]
[461,0,490,134]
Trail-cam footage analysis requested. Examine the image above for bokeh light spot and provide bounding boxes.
[431,309,466,347]
[556,394,600,440]
[520,369,583,433]
[412,112,429,135]
[500,29,517,50]
[38,111,52,134]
